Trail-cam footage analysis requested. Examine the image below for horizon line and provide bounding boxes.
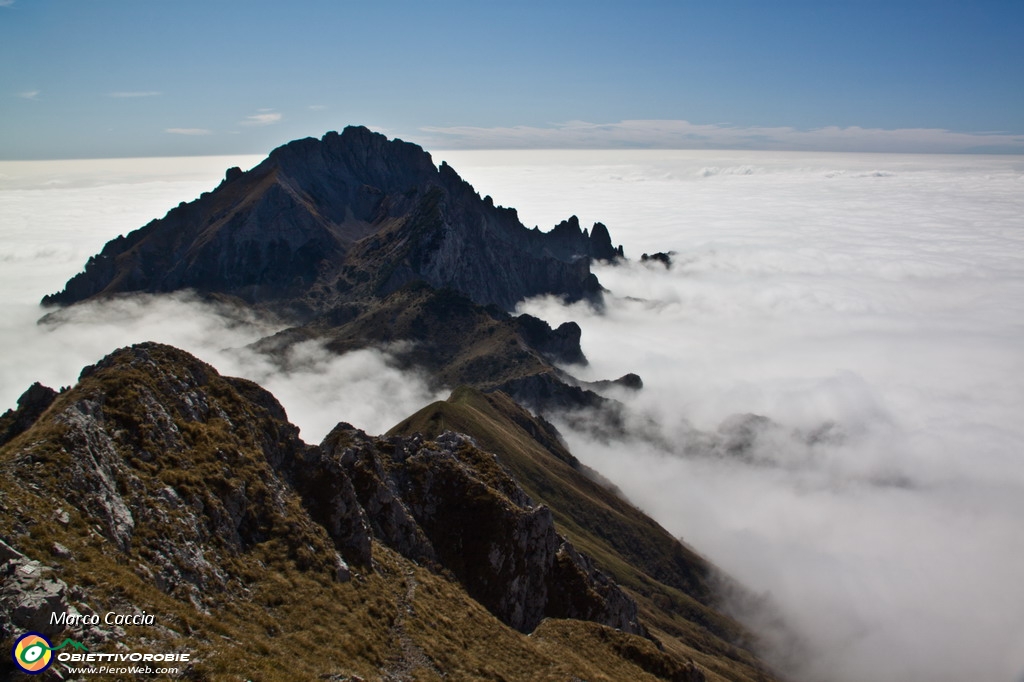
[4,146,1024,164]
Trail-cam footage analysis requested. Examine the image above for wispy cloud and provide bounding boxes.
[240,111,282,127]
[108,91,162,98]
[17,90,39,100]
[308,104,328,111]
[0,1,16,7]
[419,119,1024,154]
[165,128,213,136]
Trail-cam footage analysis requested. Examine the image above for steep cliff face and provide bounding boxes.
[43,126,622,314]
[389,388,774,680]
[0,343,775,680]
[318,425,641,635]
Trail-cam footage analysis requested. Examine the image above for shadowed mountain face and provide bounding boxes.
[43,126,633,412]
[253,282,620,413]
[44,126,622,316]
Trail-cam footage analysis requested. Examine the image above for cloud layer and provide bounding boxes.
[499,150,1024,681]
[1,151,1023,681]
[420,119,1024,154]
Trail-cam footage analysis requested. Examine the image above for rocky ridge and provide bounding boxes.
[0,343,777,680]
[43,126,622,316]
[42,126,635,415]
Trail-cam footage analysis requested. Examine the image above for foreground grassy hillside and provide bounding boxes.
[0,344,775,681]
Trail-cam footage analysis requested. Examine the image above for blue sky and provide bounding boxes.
[2,0,1022,158]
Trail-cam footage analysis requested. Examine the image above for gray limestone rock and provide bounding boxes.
[0,542,68,639]
[330,427,643,635]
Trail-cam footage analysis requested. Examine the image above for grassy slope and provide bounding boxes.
[313,285,552,389]
[389,387,776,682]
[0,346,755,681]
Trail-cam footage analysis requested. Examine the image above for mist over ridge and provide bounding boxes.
[2,148,1023,681]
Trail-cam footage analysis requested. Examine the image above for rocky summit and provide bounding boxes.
[41,126,643,416]
[42,126,636,414]
[43,126,622,316]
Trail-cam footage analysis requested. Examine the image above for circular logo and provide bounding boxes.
[11,632,53,674]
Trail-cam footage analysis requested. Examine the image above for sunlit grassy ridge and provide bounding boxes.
[0,343,777,680]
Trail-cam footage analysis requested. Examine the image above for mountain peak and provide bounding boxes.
[43,127,623,315]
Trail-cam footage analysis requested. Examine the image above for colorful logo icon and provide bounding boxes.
[11,632,53,674]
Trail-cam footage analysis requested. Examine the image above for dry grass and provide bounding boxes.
[389,386,776,681]
[0,345,776,680]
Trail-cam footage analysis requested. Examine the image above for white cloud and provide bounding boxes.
[2,151,1023,682]
[108,91,162,98]
[16,90,39,100]
[0,1,15,7]
[226,339,446,439]
[502,150,1024,682]
[240,112,282,126]
[308,104,328,111]
[12,297,445,441]
[419,119,1024,154]
[165,127,213,136]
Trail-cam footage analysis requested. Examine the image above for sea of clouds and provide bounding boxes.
[2,150,1023,681]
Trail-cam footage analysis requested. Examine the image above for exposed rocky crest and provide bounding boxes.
[0,343,776,680]
[254,283,608,413]
[44,126,622,315]
[41,126,640,418]
[318,425,641,635]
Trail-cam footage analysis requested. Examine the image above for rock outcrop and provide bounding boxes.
[0,382,58,448]
[253,283,609,413]
[43,126,623,315]
[641,251,675,268]
[1,540,70,638]
[2,345,636,631]
[318,426,642,634]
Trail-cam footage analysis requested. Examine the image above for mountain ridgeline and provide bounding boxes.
[43,126,622,315]
[1,343,776,680]
[3,127,784,680]
[42,126,638,414]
